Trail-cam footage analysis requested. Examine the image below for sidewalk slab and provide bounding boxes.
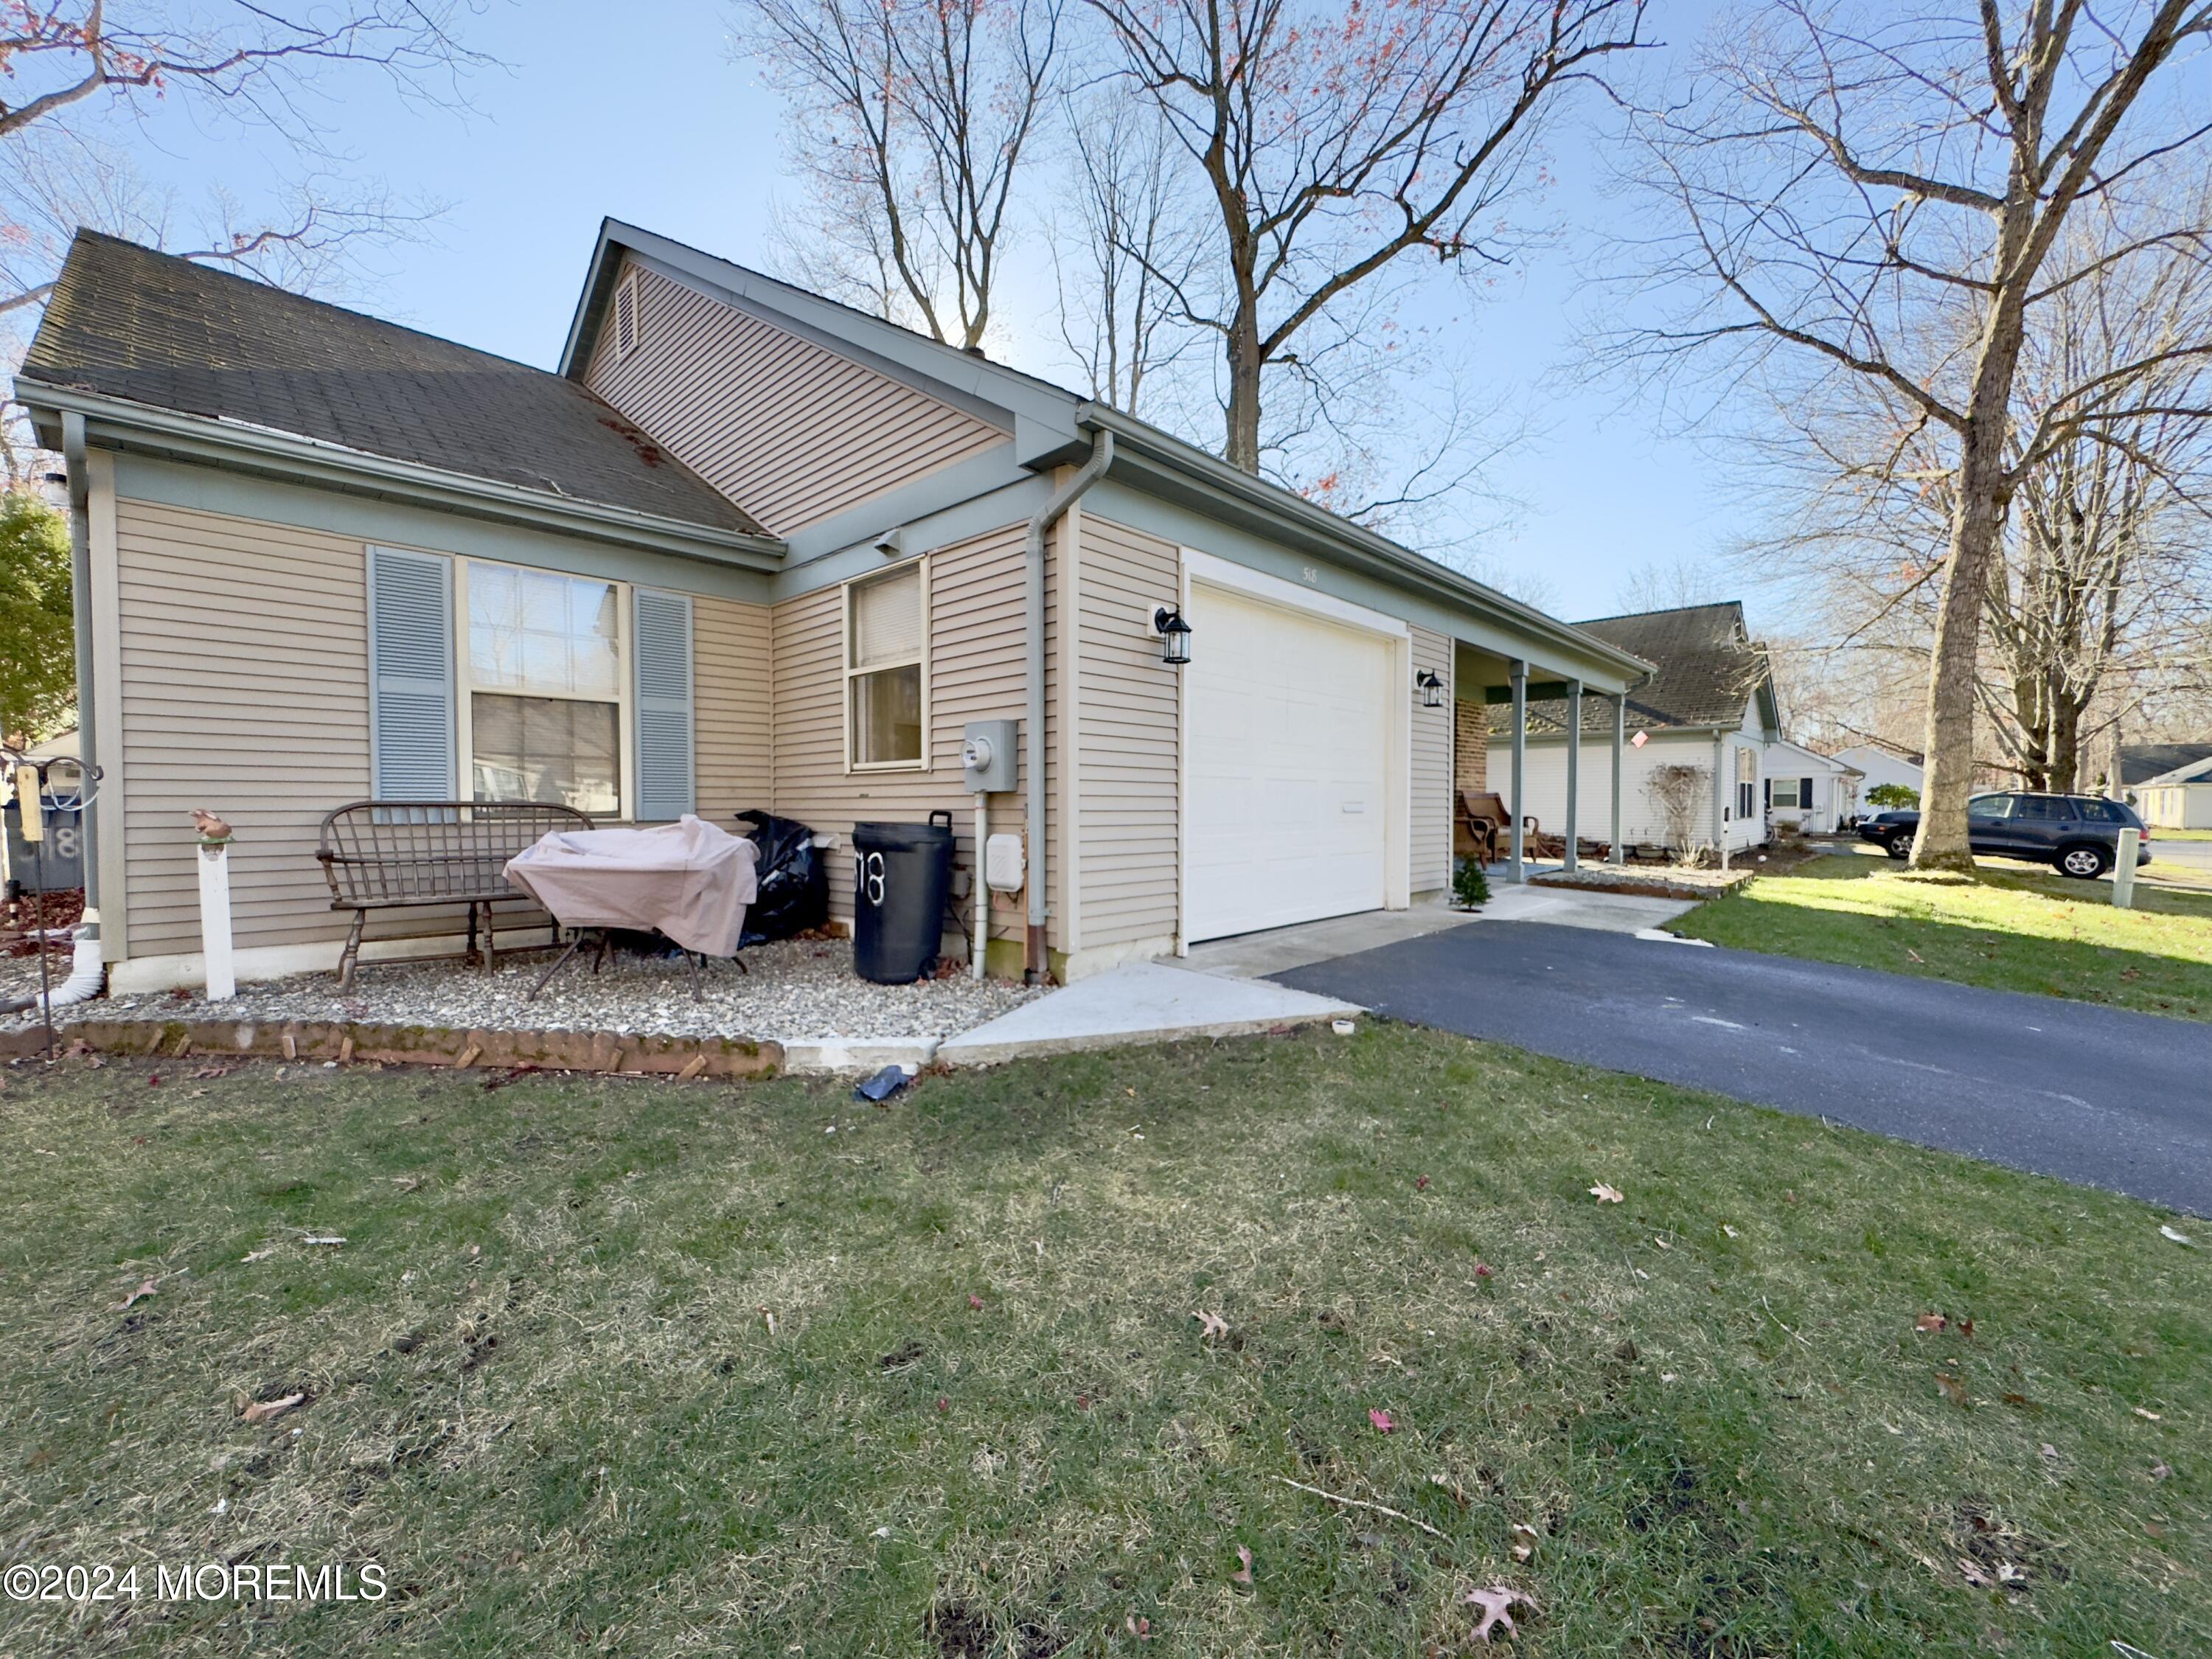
[938,961,1359,1066]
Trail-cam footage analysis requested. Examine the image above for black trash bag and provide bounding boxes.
[736,809,830,946]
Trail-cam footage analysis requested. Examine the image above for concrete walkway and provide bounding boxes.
[938,961,1358,1066]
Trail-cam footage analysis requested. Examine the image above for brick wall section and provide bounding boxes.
[1455,700,1487,795]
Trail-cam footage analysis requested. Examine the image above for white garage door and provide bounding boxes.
[1186,582,1394,941]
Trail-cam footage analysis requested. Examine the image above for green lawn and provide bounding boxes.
[1672,849,2212,1020]
[1,1034,2204,1656]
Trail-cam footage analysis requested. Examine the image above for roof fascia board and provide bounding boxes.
[1085,408,1651,687]
[23,380,787,571]
[565,222,1088,466]
[776,445,1035,568]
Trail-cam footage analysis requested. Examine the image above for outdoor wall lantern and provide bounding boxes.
[1152,605,1192,666]
[1415,667,1446,708]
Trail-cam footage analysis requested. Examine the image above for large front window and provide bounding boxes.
[464,562,624,814]
[846,563,926,768]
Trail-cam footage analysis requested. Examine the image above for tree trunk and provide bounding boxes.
[1223,317,1264,474]
[1913,351,2022,870]
[2049,693,2082,795]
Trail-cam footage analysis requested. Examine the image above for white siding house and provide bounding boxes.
[1486,602,1783,859]
[1832,743,1923,807]
[1762,740,1862,833]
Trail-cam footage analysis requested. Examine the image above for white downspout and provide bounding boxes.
[1022,429,1113,984]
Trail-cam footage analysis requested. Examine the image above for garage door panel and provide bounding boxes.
[1186,585,1392,941]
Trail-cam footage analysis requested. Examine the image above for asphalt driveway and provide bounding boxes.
[1279,922,2212,1217]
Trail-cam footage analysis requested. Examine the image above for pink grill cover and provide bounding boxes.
[503,815,759,958]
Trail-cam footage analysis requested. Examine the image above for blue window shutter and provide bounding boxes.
[634,588,695,821]
[367,546,455,799]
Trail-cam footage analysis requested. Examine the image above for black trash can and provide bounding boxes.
[852,813,954,984]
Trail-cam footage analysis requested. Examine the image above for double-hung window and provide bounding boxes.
[462,561,625,815]
[369,546,696,821]
[1770,777,1801,809]
[845,561,927,769]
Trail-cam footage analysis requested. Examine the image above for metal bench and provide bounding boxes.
[316,801,594,987]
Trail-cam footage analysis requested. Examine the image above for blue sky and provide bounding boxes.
[90,0,1740,624]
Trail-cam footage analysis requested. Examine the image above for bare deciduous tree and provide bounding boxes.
[734,0,1065,350]
[1084,0,1646,473]
[1644,762,1710,857]
[1615,0,2212,872]
[1047,93,1201,415]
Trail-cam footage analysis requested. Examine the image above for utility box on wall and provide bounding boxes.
[961,720,1018,793]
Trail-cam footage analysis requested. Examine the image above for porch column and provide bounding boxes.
[1509,658,1527,883]
[1713,731,1728,869]
[1562,679,1582,872]
[1610,694,1625,864]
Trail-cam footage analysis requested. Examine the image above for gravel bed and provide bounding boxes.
[10,937,1046,1042]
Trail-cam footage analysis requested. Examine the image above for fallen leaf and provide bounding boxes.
[1589,1183,1624,1204]
[935,1397,949,1413]
[1510,1522,1540,1563]
[2000,1392,2038,1411]
[111,1279,157,1312]
[1958,1318,1975,1338]
[2144,1520,2167,1538]
[1414,1175,1430,1192]
[1652,1237,1672,1250]
[1192,1310,1229,1341]
[1464,1585,1531,1644]
[1956,1558,1990,1588]
[239,1391,305,1425]
[1368,1408,1396,1433]
[1230,1545,1253,1585]
[2039,1443,2059,1461]
[2133,1407,2162,1421]
[1124,1614,1154,1641]
[967,1294,984,1311]
[1934,1371,1969,1407]
[1472,1260,1494,1279]
[1916,1313,1948,1334]
[2150,1461,2171,1481]
[2160,1225,2196,1247]
[240,1248,274,1263]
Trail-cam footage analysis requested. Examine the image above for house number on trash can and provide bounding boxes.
[857,851,887,907]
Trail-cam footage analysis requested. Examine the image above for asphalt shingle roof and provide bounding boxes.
[1492,602,1772,737]
[2119,744,2212,787]
[21,231,765,538]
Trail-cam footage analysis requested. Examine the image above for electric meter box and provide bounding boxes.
[961,719,1018,793]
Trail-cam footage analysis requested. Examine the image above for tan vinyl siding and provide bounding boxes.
[694,594,773,819]
[583,260,1007,535]
[769,521,1061,949]
[114,498,375,956]
[1411,625,1453,894]
[1075,515,1179,950]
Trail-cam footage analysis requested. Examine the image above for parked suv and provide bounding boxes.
[1856,791,2152,878]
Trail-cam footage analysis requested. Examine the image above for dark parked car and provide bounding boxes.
[1856,790,2152,878]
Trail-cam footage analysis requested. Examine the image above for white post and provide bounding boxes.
[198,835,235,1000]
[1509,659,1528,883]
[1562,679,1582,872]
[2114,827,2139,909]
[1610,695,1625,864]
[1714,733,1730,871]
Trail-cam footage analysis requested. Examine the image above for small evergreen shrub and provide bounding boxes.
[1452,858,1489,909]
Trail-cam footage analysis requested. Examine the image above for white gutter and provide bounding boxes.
[1023,429,1113,983]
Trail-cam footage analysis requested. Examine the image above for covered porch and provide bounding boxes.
[1453,642,1644,884]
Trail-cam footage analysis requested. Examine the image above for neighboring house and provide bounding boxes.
[1832,742,1924,804]
[19,226,1649,992]
[2132,753,2212,829]
[1762,740,1861,834]
[2117,742,2212,793]
[1486,602,1782,857]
